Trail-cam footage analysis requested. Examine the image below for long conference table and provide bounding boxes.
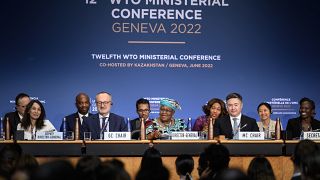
[1,139,319,180]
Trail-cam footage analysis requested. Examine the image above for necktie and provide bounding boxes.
[101,117,107,131]
[100,117,107,140]
[233,118,238,136]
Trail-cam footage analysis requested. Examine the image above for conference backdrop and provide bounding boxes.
[1,0,319,129]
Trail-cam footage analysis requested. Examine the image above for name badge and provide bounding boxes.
[235,132,264,140]
[303,132,320,140]
[171,131,199,140]
[104,132,131,140]
[36,131,63,140]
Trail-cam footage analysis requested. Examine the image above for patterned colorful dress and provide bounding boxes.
[146,118,187,138]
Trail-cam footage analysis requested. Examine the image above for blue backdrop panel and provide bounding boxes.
[1,0,319,129]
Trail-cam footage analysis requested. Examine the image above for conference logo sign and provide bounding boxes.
[267,97,298,115]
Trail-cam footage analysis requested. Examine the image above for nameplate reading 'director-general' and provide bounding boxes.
[104,132,131,140]
[235,132,264,140]
[303,132,320,140]
[171,131,199,140]
[36,132,63,140]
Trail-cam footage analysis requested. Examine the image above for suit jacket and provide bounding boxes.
[59,112,93,132]
[130,118,141,140]
[214,115,259,139]
[3,111,21,135]
[81,113,127,140]
[286,117,320,140]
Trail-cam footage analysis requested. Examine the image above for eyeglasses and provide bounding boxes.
[138,109,150,113]
[160,109,173,113]
[96,101,112,106]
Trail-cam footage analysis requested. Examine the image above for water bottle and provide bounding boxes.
[140,118,146,140]
[187,118,192,131]
[275,117,281,140]
[0,117,4,140]
[5,117,11,140]
[62,118,67,139]
[208,118,214,140]
[300,130,304,140]
[74,117,80,140]
[127,118,131,132]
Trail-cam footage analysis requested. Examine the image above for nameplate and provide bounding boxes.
[303,132,320,140]
[104,132,131,140]
[235,132,264,140]
[36,132,63,140]
[171,131,199,140]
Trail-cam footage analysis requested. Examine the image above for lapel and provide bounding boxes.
[225,116,233,134]
[108,113,113,131]
[93,114,101,134]
[240,115,244,129]
[135,118,141,129]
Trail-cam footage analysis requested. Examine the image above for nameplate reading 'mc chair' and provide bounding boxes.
[234,132,264,140]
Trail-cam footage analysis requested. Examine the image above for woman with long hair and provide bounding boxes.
[17,100,56,140]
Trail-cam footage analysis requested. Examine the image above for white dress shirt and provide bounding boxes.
[17,120,56,140]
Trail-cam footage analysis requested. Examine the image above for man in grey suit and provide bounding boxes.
[214,92,259,139]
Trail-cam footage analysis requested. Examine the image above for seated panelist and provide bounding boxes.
[130,98,153,140]
[192,98,228,133]
[59,92,92,132]
[214,93,259,139]
[286,97,320,139]
[81,91,127,140]
[256,102,282,139]
[146,98,186,140]
[3,93,30,135]
[17,100,56,140]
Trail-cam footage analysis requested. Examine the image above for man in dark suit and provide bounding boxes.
[81,91,127,140]
[130,98,152,139]
[214,93,259,139]
[59,92,92,132]
[3,93,30,135]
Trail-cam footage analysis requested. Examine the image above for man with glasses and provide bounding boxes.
[3,93,30,135]
[59,92,92,132]
[130,98,152,139]
[81,91,127,140]
[214,92,259,139]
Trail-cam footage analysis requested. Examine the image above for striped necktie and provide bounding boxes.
[233,118,238,136]
[101,117,107,131]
